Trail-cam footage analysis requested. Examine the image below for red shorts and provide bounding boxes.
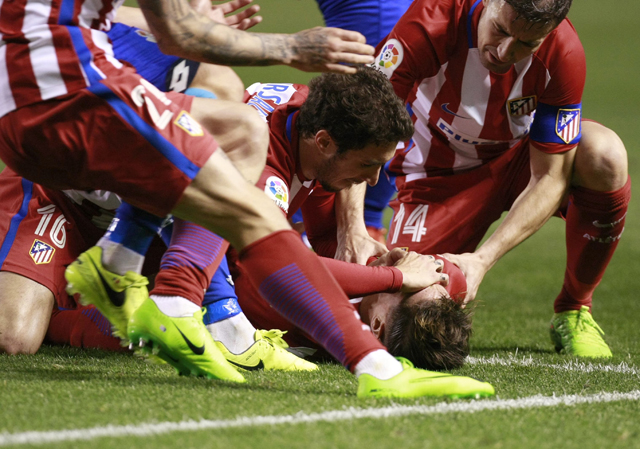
[0,69,217,217]
[388,139,531,254]
[0,168,164,309]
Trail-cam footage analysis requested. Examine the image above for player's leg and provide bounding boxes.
[0,273,54,354]
[162,149,495,397]
[201,255,317,371]
[46,305,125,352]
[186,64,245,102]
[551,121,630,358]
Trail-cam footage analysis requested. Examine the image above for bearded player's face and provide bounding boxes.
[315,142,397,193]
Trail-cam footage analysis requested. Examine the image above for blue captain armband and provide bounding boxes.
[530,102,582,145]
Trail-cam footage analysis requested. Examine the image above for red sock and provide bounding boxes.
[46,307,125,352]
[151,218,229,306]
[239,230,385,371]
[555,177,631,313]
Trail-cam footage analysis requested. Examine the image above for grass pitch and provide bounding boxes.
[1,0,640,448]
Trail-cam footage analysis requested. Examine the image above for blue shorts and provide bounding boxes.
[316,0,414,46]
[108,23,200,93]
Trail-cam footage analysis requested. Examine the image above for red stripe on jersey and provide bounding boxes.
[475,70,517,160]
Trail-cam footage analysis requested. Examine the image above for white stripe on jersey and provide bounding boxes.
[404,64,448,181]
[506,57,534,139]
[91,29,123,69]
[289,175,313,203]
[23,2,67,101]
[0,44,17,116]
[79,0,104,29]
[452,49,490,166]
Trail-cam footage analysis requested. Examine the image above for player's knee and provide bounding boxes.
[239,106,270,161]
[190,64,245,102]
[574,122,628,191]
[0,331,41,354]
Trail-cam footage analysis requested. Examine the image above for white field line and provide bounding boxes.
[466,354,640,375]
[2,391,640,447]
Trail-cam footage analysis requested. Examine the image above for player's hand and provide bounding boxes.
[440,252,489,305]
[335,228,387,264]
[373,249,448,293]
[192,0,263,30]
[287,27,375,74]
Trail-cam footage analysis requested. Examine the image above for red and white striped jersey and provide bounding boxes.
[0,0,126,118]
[373,0,586,186]
[244,82,318,219]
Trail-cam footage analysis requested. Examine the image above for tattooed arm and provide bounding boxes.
[136,0,374,73]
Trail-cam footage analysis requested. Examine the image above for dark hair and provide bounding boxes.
[385,296,473,371]
[503,0,573,28]
[296,67,414,153]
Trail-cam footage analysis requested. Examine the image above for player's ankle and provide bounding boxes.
[206,313,256,354]
[150,295,200,317]
[354,349,403,380]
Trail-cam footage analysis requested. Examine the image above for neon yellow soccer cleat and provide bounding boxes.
[65,246,148,341]
[128,298,245,382]
[215,329,318,372]
[550,306,612,358]
[357,357,495,399]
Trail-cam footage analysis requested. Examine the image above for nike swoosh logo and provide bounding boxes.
[89,258,126,307]
[227,359,265,371]
[176,327,205,355]
[441,103,468,119]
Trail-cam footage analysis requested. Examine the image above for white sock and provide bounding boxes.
[354,349,403,380]
[97,238,144,276]
[206,313,257,354]
[150,295,200,317]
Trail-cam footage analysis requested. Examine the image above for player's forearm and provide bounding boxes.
[475,147,576,270]
[335,184,368,237]
[137,0,295,66]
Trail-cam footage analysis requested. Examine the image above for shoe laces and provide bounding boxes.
[395,356,415,370]
[257,329,289,349]
[121,272,149,288]
[574,307,605,336]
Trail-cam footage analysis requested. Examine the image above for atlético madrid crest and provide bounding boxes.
[30,239,55,264]
[556,109,581,144]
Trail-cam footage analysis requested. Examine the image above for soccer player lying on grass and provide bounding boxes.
[237,251,472,371]
[341,0,630,358]
[0,0,495,397]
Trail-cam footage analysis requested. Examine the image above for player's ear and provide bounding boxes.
[315,130,338,157]
[371,315,385,342]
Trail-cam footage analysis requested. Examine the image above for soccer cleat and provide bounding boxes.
[357,357,495,399]
[550,305,612,358]
[128,298,245,382]
[65,246,148,341]
[215,329,318,372]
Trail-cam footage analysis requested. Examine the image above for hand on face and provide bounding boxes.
[439,252,490,305]
[374,249,449,293]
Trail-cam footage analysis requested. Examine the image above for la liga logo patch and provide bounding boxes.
[373,39,404,77]
[30,239,55,264]
[264,176,289,213]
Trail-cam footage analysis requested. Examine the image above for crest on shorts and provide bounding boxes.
[30,239,55,264]
[174,111,203,136]
[372,39,404,77]
[264,176,289,213]
[555,109,581,144]
[508,95,537,116]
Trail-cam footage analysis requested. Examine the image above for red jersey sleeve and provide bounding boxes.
[372,0,464,101]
